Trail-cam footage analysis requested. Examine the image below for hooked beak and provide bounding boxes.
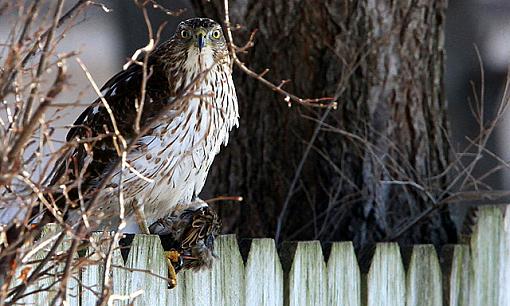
[197,32,205,52]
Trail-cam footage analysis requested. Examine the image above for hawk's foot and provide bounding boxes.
[150,205,221,271]
[164,250,183,289]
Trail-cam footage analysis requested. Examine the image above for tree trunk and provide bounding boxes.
[192,0,457,253]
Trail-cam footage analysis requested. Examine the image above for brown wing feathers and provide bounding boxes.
[46,57,172,218]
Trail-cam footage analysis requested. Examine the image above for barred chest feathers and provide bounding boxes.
[120,49,238,228]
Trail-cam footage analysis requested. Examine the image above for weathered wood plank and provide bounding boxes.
[469,206,504,306]
[15,224,80,305]
[81,232,106,305]
[166,265,184,306]
[406,245,442,306]
[38,224,64,305]
[111,237,130,305]
[81,232,125,305]
[501,206,510,306]
[367,243,405,306]
[65,244,80,306]
[11,205,510,306]
[124,234,170,305]
[211,235,244,306]
[173,235,244,306]
[327,242,360,306]
[180,264,212,306]
[287,241,327,306]
[245,238,283,306]
[14,224,60,305]
[446,245,470,306]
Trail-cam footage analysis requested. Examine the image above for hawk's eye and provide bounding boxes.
[180,30,191,38]
[211,30,221,39]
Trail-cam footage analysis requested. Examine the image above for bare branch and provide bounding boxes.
[222,0,337,109]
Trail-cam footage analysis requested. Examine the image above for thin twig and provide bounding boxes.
[7,59,67,170]
[0,0,89,97]
[222,0,337,109]
[275,108,331,243]
[21,0,65,124]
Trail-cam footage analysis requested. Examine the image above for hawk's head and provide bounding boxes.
[174,18,227,54]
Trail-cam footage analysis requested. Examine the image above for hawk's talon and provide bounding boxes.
[151,204,221,274]
[164,250,183,288]
[166,250,181,263]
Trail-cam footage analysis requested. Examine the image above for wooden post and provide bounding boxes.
[327,242,360,306]
[16,224,60,305]
[81,232,125,305]
[502,206,510,306]
[123,235,169,305]
[367,243,405,306]
[445,245,471,306]
[179,266,212,306]
[287,241,327,306]
[469,206,505,306]
[245,238,283,306]
[406,245,442,306]
[211,235,244,306]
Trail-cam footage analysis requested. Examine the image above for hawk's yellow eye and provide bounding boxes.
[180,30,190,38]
[211,30,221,39]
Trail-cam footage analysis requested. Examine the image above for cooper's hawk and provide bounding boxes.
[45,18,237,285]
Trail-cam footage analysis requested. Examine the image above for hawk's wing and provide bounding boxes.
[47,60,172,203]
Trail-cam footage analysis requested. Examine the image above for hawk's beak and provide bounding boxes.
[196,30,206,52]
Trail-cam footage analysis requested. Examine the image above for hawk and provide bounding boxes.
[43,18,237,285]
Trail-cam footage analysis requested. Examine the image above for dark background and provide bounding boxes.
[106,0,510,234]
[2,0,507,244]
[109,0,510,207]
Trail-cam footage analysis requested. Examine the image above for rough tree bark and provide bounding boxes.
[192,0,457,253]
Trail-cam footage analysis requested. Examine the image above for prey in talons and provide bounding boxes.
[150,204,221,288]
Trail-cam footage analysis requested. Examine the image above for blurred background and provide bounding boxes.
[1,0,510,231]
[446,0,510,189]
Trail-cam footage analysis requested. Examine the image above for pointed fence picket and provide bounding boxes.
[327,242,360,306]
[244,238,283,306]
[10,205,510,306]
[367,243,405,306]
[447,244,471,306]
[406,245,442,306]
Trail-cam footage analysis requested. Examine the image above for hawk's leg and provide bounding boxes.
[164,250,181,288]
[150,199,221,272]
[131,201,150,234]
[131,201,180,288]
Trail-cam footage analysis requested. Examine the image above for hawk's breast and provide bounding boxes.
[124,58,238,224]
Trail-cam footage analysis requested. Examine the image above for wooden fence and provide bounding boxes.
[12,206,510,305]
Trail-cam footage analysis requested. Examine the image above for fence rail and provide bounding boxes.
[12,206,510,305]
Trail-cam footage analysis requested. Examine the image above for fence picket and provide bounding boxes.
[245,238,283,306]
[447,245,471,306]
[15,224,59,305]
[7,205,510,305]
[124,234,169,305]
[406,245,442,306]
[367,243,405,306]
[112,236,130,305]
[180,264,212,306]
[81,232,104,305]
[469,206,504,306]
[327,242,360,306]
[16,224,80,305]
[501,206,510,306]
[81,232,125,305]
[211,235,244,306]
[287,241,327,306]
